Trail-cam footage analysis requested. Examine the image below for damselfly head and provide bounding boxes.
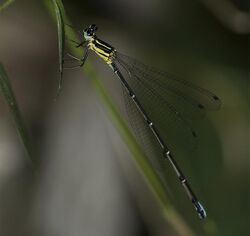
[84,24,98,40]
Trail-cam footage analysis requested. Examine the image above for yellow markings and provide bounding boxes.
[88,40,115,65]
[96,39,112,50]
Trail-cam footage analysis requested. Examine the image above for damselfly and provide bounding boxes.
[63,24,221,219]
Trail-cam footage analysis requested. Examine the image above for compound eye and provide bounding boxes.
[86,29,91,35]
[90,24,98,32]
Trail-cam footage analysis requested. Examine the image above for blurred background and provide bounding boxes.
[0,0,249,235]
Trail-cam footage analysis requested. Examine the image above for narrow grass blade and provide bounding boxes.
[0,0,15,12]
[51,0,65,95]
[0,63,35,171]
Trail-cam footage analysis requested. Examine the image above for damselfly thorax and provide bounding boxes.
[87,37,116,65]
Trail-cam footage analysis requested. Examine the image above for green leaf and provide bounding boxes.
[0,63,35,171]
[51,0,65,95]
[0,0,15,12]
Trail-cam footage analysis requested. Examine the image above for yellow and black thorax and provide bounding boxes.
[88,37,116,64]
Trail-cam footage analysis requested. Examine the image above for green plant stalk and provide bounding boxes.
[0,0,15,12]
[45,1,195,235]
[87,70,195,236]
[0,64,35,171]
[51,0,64,92]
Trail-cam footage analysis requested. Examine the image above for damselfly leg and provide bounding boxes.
[63,47,88,69]
[65,38,85,48]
